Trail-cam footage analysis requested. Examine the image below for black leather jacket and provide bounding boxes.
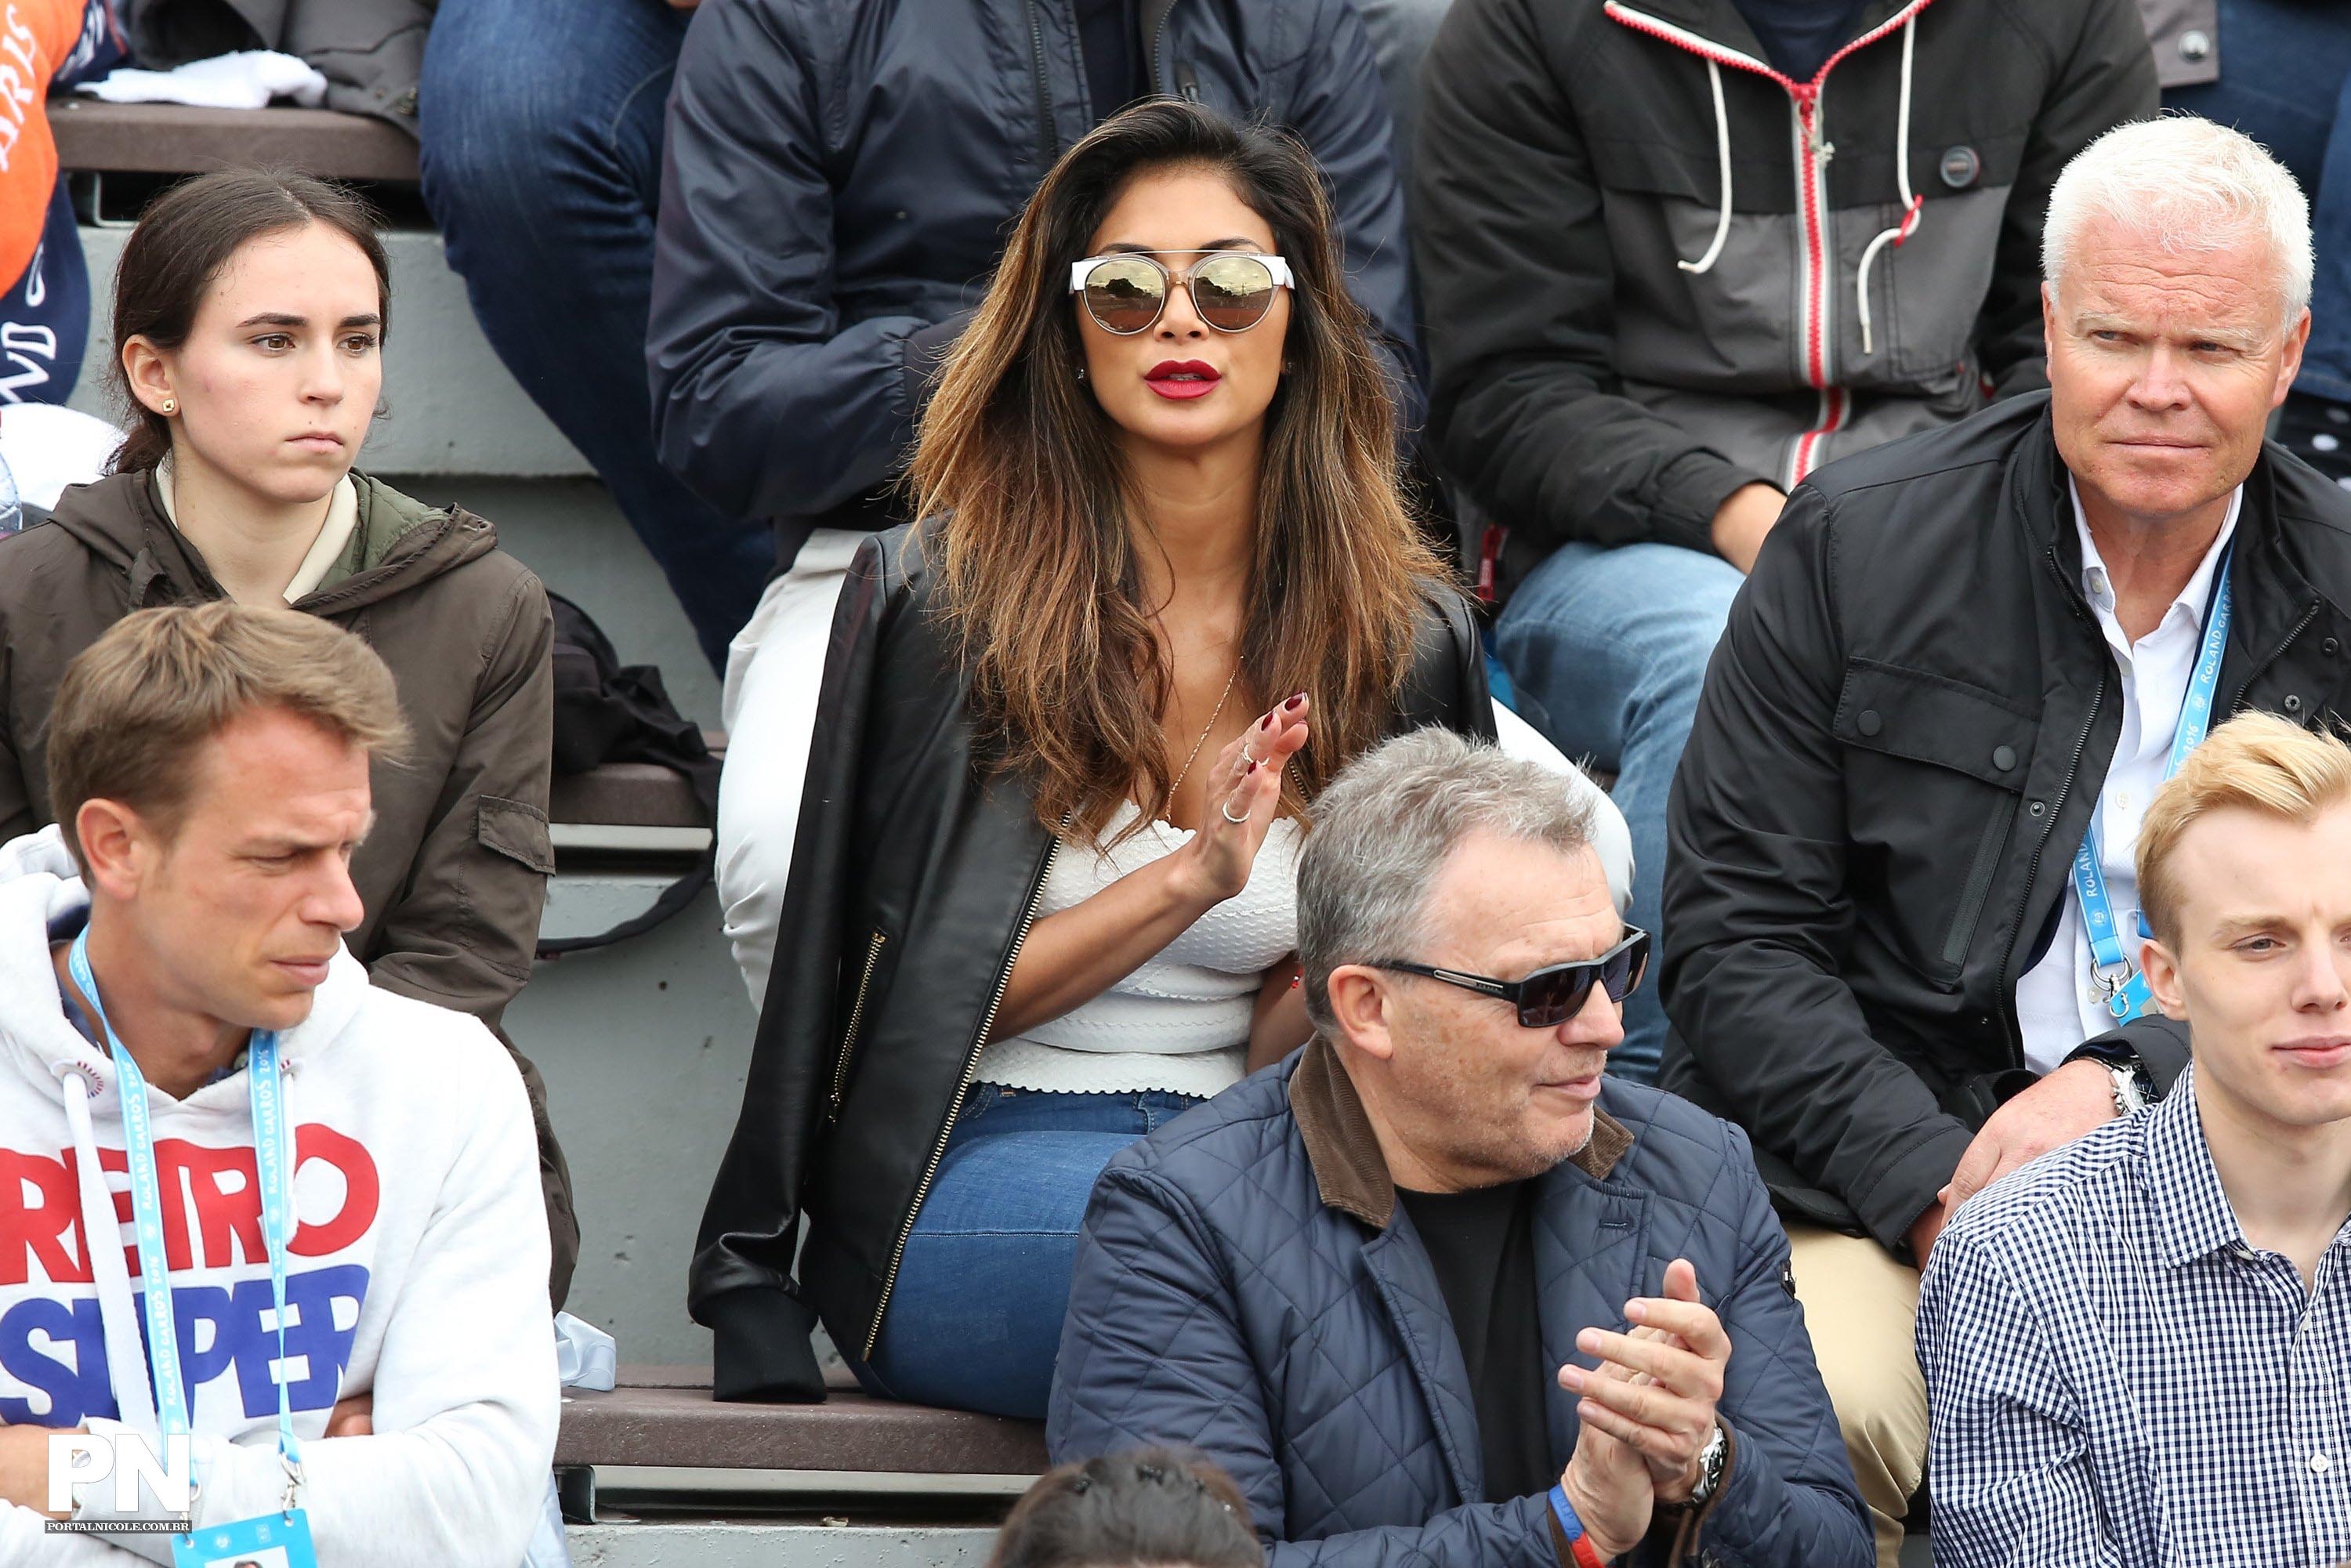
[693,523,1495,1400]
[1663,392,2351,1251]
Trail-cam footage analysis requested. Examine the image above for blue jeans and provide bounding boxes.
[1493,541,1744,1083]
[418,0,771,670]
[849,1085,1202,1419]
[2164,0,2351,400]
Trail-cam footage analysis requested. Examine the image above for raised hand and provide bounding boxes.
[1562,1258,1730,1505]
[1171,693,1309,904]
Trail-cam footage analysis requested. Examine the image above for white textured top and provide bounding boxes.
[973,802,1302,1097]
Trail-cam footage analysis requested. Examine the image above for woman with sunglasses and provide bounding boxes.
[690,100,1625,1418]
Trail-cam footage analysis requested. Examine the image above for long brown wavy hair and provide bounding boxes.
[909,100,1451,847]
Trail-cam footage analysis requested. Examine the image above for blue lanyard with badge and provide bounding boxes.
[2070,548,2233,1023]
[67,931,320,1568]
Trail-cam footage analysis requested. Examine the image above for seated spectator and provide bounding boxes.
[1661,115,2349,1563]
[689,102,1623,1419]
[0,603,558,1562]
[1051,728,1869,1567]
[645,0,1421,1007]
[418,0,771,673]
[992,1450,1262,1568]
[1415,0,2157,1085]
[2143,1,2351,486]
[1918,711,2351,1565]
[0,169,578,1305]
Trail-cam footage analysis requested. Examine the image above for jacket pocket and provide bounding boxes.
[1835,661,2034,983]
[477,795,556,875]
[828,930,888,1121]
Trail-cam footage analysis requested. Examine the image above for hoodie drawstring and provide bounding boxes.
[57,1060,161,1437]
[1678,57,1734,276]
[1854,15,1924,357]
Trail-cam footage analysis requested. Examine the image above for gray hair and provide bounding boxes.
[2043,115,2313,328]
[1296,727,1595,1030]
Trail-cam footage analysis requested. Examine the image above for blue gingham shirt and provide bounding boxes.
[1916,1068,2351,1566]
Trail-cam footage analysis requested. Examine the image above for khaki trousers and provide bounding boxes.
[1785,1225,1928,1568]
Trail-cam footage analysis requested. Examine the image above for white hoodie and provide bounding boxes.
[0,828,558,1565]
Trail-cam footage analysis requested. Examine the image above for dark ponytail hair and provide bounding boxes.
[987,1449,1262,1568]
[107,168,391,473]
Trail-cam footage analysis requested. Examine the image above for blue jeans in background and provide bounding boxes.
[849,1084,1203,1419]
[2164,0,2351,401]
[1493,541,1745,1085]
[418,0,772,671]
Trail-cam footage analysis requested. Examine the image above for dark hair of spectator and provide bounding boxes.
[107,168,391,473]
[988,1450,1263,1568]
[911,100,1448,847]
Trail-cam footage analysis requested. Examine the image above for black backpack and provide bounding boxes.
[539,593,723,958]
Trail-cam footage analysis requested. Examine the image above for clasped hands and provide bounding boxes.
[1555,1258,1729,1561]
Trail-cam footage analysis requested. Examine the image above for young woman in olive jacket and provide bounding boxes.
[693,103,1619,1418]
[0,169,578,1302]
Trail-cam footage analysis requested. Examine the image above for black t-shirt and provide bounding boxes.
[1729,0,1867,80]
[1396,1179,1555,1502]
[1074,0,1143,121]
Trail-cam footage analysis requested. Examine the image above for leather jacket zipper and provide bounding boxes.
[864,831,1063,1360]
[1022,0,1059,165]
[827,931,889,1122]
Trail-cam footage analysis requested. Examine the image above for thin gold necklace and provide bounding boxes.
[1168,659,1243,798]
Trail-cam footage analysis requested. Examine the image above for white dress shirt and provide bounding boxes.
[2012,481,2241,1073]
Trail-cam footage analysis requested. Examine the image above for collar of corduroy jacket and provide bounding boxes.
[1287,1035,1635,1228]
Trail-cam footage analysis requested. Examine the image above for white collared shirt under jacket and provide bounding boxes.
[2011,481,2241,1073]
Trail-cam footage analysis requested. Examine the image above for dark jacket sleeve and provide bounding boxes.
[0,623,28,844]
[1050,1167,1570,1568]
[364,568,554,1023]
[1292,0,1424,428]
[690,537,892,1402]
[1661,489,1971,1249]
[1415,0,1762,557]
[1977,0,2158,397]
[2070,1013,2191,1093]
[1672,1124,1875,1568]
[648,0,946,521]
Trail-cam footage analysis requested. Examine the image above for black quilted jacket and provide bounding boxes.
[1049,1041,1871,1567]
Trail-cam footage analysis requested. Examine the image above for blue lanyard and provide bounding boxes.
[67,931,306,1482]
[2070,549,2233,1021]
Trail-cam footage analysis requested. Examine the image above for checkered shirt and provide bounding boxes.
[1915,1067,2351,1566]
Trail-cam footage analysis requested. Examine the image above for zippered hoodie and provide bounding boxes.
[0,827,558,1566]
[1416,0,2157,587]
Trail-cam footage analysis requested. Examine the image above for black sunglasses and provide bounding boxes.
[1370,929,1650,1029]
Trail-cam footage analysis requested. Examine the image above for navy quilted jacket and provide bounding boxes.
[1049,1042,1870,1567]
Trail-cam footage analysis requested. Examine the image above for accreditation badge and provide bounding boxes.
[172,1507,318,1568]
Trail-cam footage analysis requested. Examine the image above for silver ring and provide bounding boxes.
[1241,746,1255,767]
[1220,800,1251,825]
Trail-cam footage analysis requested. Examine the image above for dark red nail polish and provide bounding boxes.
[1247,759,1259,773]
[1285,692,1306,710]
[1260,713,1273,730]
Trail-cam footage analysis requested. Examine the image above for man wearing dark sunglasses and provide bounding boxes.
[1051,727,1867,1568]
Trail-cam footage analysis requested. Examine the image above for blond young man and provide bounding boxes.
[1916,712,2351,1566]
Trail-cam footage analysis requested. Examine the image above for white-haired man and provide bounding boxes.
[1660,114,2351,1565]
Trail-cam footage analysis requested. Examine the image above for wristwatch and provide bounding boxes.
[1681,1422,1727,1508]
[2066,1040,2157,1117]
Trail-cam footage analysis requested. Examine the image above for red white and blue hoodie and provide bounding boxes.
[0,827,558,1565]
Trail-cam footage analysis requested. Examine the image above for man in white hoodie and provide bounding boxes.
[0,603,558,1563]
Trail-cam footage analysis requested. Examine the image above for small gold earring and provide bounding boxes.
[159,397,176,415]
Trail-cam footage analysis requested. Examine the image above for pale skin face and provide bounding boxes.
[78,706,374,1041]
[2045,217,2309,534]
[1074,165,1292,462]
[1326,830,1624,1190]
[121,222,383,510]
[2143,802,2351,1137]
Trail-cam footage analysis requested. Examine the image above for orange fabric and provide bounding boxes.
[0,0,92,292]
